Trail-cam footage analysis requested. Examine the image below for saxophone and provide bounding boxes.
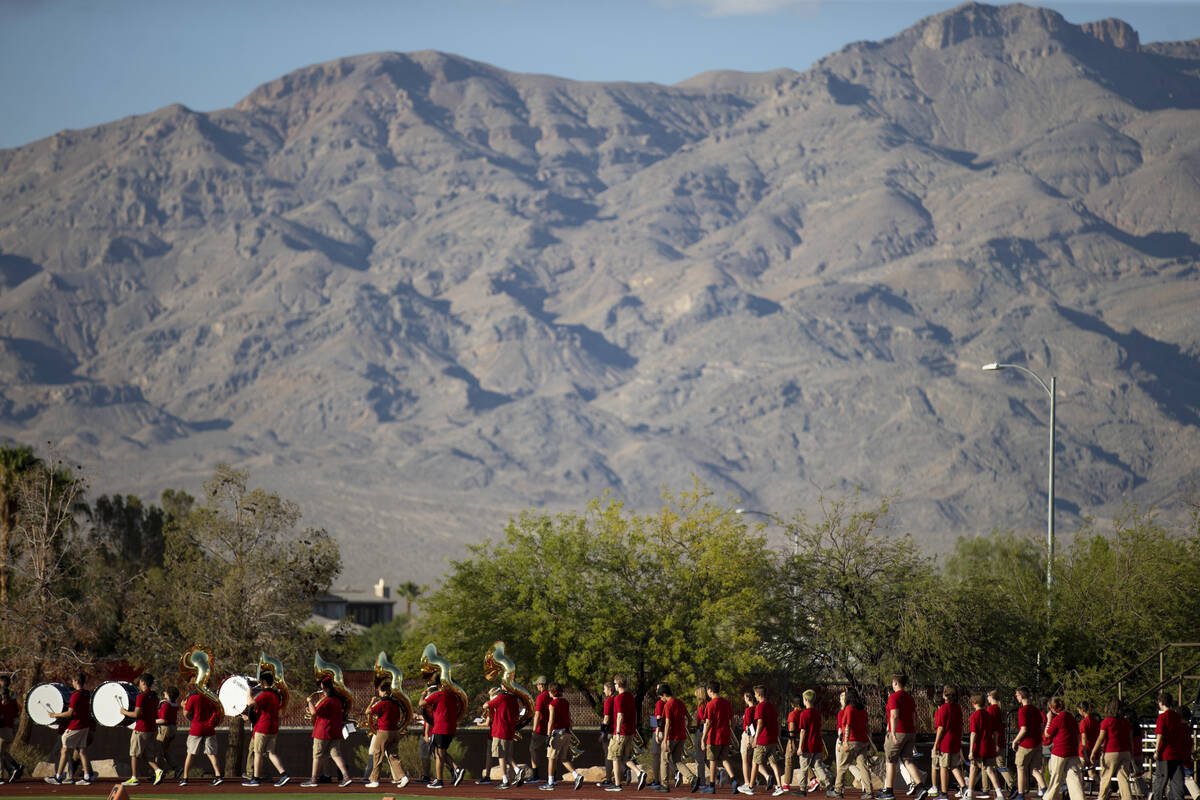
[257,652,290,711]
[179,645,222,706]
[420,643,469,723]
[483,641,534,730]
[308,651,356,724]
[369,651,415,734]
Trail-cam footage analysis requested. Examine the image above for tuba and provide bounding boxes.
[369,651,415,734]
[257,652,290,711]
[179,645,221,706]
[483,641,534,729]
[308,651,356,725]
[421,643,469,723]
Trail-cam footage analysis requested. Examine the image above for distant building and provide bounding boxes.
[310,578,396,635]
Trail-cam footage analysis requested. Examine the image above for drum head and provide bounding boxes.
[26,683,71,727]
[219,675,252,716]
[93,681,137,727]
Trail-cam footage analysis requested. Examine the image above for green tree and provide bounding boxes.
[406,484,783,714]
[0,443,41,604]
[123,464,341,776]
[397,581,424,616]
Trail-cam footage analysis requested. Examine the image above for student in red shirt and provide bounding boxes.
[119,674,166,786]
[242,672,289,787]
[828,687,872,799]
[932,686,967,800]
[741,690,757,794]
[741,685,785,796]
[365,678,410,789]
[303,679,353,788]
[658,684,700,793]
[1077,702,1101,793]
[1042,697,1083,800]
[795,689,832,794]
[420,682,466,788]
[695,687,711,789]
[487,687,524,788]
[967,694,1003,800]
[1152,693,1187,800]
[540,681,585,791]
[531,677,551,785]
[701,680,740,795]
[0,674,22,784]
[599,682,616,787]
[607,674,647,792]
[1011,687,1044,800]
[784,694,804,792]
[155,686,180,779]
[45,673,93,786]
[883,673,929,800]
[985,690,1014,795]
[179,687,224,786]
[1091,698,1133,800]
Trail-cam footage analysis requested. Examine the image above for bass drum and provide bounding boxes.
[219,675,253,717]
[25,683,73,727]
[93,680,138,727]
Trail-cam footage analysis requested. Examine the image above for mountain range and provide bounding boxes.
[2,2,1199,587]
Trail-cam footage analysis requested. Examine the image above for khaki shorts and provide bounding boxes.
[741,731,754,756]
[1016,745,1043,771]
[313,738,343,759]
[886,732,915,763]
[548,730,572,761]
[974,756,998,768]
[62,728,88,750]
[186,734,217,755]
[130,730,157,758]
[935,751,963,769]
[753,744,780,766]
[608,734,634,762]
[249,732,277,756]
[707,743,732,762]
[156,723,176,743]
[491,737,514,759]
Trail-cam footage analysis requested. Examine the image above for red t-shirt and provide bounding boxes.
[134,691,157,732]
[887,690,916,734]
[157,700,178,725]
[798,708,823,754]
[615,690,636,735]
[67,690,91,730]
[534,690,552,735]
[549,695,572,731]
[425,689,460,736]
[1079,714,1100,757]
[754,700,779,746]
[0,696,18,728]
[743,705,755,732]
[1017,704,1043,749]
[970,709,997,758]
[787,708,802,737]
[985,703,1004,738]
[846,707,870,743]
[312,695,343,741]
[185,693,219,737]
[487,692,520,740]
[654,699,665,731]
[705,697,733,745]
[1044,711,1079,757]
[371,697,401,732]
[603,696,615,733]
[696,700,708,726]
[1156,709,1188,761]
[1100,716,1131,753]
[935,702,962,753]
[253,689,281,735]
[664,697,688,740]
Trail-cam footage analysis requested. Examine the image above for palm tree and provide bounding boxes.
[0,444,41,604]
[397,581,424,616]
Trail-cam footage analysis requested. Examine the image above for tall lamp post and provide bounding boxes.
[981,362,1057,590]
[735,508,799,557]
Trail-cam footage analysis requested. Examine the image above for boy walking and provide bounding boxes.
[487,686,523,789]
[44,673,92,786]
[968,694,1003,800]
[741,685,785,796]
[883,674,929,800]
[701,680,739,795]
[933,686,967,800]
[180,686,224,786]
[303,679,353,788]
[540,682,585,791]
[796,690,833,795]
[156,687,180,778]
[1011,688,1044,800]
[607,674,648,792]
[658,684,700,793]
[243,672,290,787]
[120,674,165,786]
[420,680,466,788]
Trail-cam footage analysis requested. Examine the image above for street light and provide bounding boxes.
[981,362,1057,590]
[735,507,799,556]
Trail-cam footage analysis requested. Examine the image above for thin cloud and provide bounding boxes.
[658,0,821,16]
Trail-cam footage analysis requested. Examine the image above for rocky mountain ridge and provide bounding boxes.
[2,2,1199,586]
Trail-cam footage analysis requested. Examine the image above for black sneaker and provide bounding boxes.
[212,777,224,786]
[276,775,292,787]
[639,773,648,791]
[575,774,585,790]
[454,768,466,786]
[691,777,702,793]
[879,791,895,800]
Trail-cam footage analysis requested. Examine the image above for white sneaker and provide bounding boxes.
[366,780,380,788]
[398,775,410,788]
[774,788,787,796]
[739,785,754,795]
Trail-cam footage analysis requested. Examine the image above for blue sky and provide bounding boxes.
[2,0,1198,150]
